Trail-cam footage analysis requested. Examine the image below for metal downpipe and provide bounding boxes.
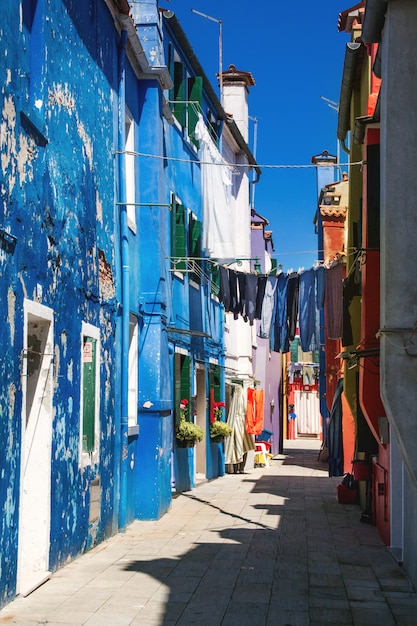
[117,28,129,533]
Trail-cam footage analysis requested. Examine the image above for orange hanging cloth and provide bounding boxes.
[246,388,265,435]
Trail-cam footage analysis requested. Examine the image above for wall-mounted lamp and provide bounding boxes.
[270,397,275,414]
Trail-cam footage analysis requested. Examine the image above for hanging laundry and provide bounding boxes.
[218,266,231,311]
[225,386,255,469]
[287,272,300,342]
[299,268,318,352]
[259,275,278,338]
[325,263,343,340]
[315,264,326,309]
[302,364,315,385]
[255,275,267,319]
[237,272,246,319]
[194,115,234,259]
[243,273,258,325]
[277,272,290,352]
[246,388,265,435]
[229,270,239,318]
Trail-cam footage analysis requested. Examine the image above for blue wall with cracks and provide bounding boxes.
[0,0,228,608]
[0,0,120,606]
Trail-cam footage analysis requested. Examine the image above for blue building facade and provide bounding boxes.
[0,0,126,605]
[135,9,227,501]
[0,0,258,609]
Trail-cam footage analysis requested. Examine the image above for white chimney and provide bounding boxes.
[220,64,255,143]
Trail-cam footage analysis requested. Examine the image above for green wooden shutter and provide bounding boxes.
[210,364,221,402]
[173,61,186,126]
[175,354,191,425]
[188,76,202,145]
[189,214,202,283]
[82,337,96,452]
[171,201,186,271]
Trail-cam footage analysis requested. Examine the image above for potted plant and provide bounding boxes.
[210,401,232,443]
[176,399,204,448]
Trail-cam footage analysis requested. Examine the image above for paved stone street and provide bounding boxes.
[1,439,417,626]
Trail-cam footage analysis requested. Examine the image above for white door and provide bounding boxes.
[18,300,54,596]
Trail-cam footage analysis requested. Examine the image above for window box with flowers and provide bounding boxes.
[210,401,232,443]
[176,399,204,447]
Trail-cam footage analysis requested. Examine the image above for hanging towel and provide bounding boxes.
[246,388,265,435]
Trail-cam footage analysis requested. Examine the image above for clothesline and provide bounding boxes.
[115,150,363,171]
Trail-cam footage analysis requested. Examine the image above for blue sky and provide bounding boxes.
[162,0,350,272]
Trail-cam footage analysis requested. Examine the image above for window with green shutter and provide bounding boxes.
[189,213,202,284]
[188,76,202,146]
[171,198,187,272]
[175,353,191,425]
[209,364,221,403]
[82,336,97,453]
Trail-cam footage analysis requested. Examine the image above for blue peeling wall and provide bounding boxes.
[0,0,121,606]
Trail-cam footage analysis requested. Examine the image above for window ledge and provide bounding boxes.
[128,424,139,437]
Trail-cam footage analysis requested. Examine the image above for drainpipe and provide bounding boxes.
[336,42,363,155]
[117,28,129,533]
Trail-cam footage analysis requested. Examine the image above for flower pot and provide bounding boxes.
[352,460,370,481]
[337,484,358,504]
[210,435,224,444]
[176,439,196,448]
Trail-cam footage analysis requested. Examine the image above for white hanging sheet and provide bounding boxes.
[195,115,233,260]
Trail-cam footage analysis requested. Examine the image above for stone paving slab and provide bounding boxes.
[1,439,417,625]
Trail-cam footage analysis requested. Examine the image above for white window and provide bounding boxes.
[125,107,136,231]
[128,315,139,435]
[80,322,100,466]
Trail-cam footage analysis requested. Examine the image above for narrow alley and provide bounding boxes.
[1,440,416,626]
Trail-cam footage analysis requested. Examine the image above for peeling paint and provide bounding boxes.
[54,344,60,386]
[0,95,37,194]
[1,95,17,193]
[77,121,93,171]
[96,190,103,224]
[18,274,27,299]
[48,83,75,113]
[67,358,73,383]
[8,383,15,422]
[17,132,36,187]
[7,287,15,346]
